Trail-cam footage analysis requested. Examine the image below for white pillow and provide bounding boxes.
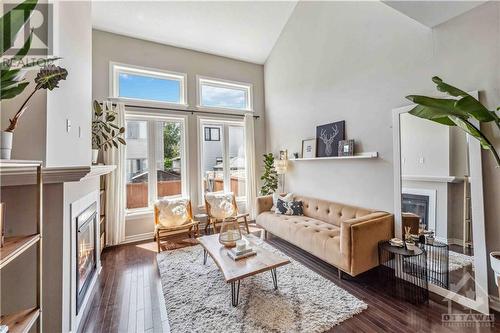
[205,192,235,219]
[271,193,293,212]
[156,198,190,227]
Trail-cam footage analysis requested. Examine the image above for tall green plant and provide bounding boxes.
[407,77,500,167]
[260,153,278,195]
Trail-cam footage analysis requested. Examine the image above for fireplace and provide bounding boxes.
[402,193,429,229]
[76,202,97,314]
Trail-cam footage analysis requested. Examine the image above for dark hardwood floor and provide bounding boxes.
[79,232,500,333]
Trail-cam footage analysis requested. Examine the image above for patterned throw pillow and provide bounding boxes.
[271,192,293,212]
[276,198,303,216]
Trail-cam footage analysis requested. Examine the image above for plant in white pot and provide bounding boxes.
[407,77,499,295]
[1,0,66,159]
[91,101,126,164]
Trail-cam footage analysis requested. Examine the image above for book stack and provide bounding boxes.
[227,246,256,261]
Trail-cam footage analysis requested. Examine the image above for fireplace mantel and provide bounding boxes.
[0,164,116,186]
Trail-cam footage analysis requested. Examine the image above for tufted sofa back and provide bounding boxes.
[293,194,377,227]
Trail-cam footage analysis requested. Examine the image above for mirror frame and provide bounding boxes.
[392,92,490,314]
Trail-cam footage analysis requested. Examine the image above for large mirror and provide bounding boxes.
[393,96,490,314]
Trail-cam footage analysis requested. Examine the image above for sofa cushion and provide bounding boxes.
[294,195,375,227]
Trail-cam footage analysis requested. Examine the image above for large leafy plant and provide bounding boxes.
[407,77,500,167]
[92,101,126,151]
[260,153,278,195]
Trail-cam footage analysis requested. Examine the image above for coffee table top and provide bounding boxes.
[197,234,290,283]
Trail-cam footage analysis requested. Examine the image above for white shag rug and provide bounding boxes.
[448,251,474,271]
[157,243,367,333]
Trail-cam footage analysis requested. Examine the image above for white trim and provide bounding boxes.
[196,75,253,112]
[392,91,490,314]
[109,61,188,106]
[402,175,463,183]
[401,187,437,232]
[122,232,154,244]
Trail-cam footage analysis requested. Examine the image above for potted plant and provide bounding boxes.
[407,76,499,289]
[91,100,126,164]
[1,0,66,159]
[260,153,278,195]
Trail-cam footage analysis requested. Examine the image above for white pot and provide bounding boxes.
[490,252,500,287]
[0,131,13,160]
[92,149,99,164]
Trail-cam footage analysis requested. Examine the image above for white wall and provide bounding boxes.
[92,30,266,239]
[264,1,500,296]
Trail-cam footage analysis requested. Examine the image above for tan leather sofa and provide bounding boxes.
[256,194,394,277]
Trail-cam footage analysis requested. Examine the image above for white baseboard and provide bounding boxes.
[121,232,154,244]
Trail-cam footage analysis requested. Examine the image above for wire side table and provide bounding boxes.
[421,241,449,289]
[378,241,429,304]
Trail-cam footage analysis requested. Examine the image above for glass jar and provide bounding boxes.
[218,217,242,248]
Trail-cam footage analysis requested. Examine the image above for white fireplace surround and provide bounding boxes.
[402,187,437,232]
[69,190,101,332]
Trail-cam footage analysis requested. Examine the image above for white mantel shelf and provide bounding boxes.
[0,163,117,186]
[402,175,464,183]
[291,152,378,161]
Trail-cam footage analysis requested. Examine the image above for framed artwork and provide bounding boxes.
[338,139,354,156]
[316,121,345,157]
[204,127,220,141]
[279,150,288,160]
[301,139,316,158]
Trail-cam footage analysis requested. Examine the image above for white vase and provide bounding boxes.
[490,252,500,287]
[92,149,99,164]
[0,131,13,160]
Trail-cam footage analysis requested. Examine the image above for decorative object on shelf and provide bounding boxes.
[2,65,68,159]
[378,240,429,304]
[338,139,354,157]
[406,77,500,167]
[316,121,345,157]
[0,202,4,247]
[301,139,316,159]
[260,153,278,195]
[219,217,242,248]
[293,152,299,159]
[274,159,288,193]
[279,150,288,160]
[389,238,404,247]
[91,100,126,164]
[490,252,500,298]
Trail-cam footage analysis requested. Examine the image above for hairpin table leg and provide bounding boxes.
[231,280,241,306]
[271,268,278,290]
[203,249,208,265]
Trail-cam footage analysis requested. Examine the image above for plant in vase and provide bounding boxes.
[407,76,499,293]
[91,100,126,164]
[260,153,278,195]
[1,0,65,159]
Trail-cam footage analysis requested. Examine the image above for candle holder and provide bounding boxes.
[218,217,242,248]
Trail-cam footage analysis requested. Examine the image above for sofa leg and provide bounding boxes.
[338,269,343,280]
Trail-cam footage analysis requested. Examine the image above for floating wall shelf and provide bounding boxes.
[291,152,378,161]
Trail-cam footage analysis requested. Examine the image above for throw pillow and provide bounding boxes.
[205,192,235,219]
[271,192,293,212]
[276,198,303,216]
[156,198,190,227]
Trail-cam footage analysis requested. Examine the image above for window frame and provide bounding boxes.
[196,75,253,112]
[197,117,247,207]
[125,111,189,216]
[110,62,188,107]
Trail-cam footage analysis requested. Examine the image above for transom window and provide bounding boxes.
[198,76,253,111]
[111,63,187,105]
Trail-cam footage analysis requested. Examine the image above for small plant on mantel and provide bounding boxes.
[91,100,126,163]
[260,153,278,195]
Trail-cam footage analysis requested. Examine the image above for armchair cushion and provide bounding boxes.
[205,192,235,219]
[155,198,190,228]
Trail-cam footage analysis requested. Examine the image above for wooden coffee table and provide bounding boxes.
[197,234,290,306]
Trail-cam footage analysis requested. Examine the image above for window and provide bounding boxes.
[199,120,246,203]
[198,77,252,111]
[204,127,220,141]
[111,63,187,105]
[125,116,187,211]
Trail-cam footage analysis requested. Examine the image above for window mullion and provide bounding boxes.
[222,124,231,194]
[148,120,158,205]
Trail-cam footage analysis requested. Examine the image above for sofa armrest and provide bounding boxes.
[340,212,394,276]
[256,195,273,215]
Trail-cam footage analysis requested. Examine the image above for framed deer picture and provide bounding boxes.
[316,121,345,157]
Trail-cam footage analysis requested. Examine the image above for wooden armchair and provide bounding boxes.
[154,198,199,253]
[204,192,250,235]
